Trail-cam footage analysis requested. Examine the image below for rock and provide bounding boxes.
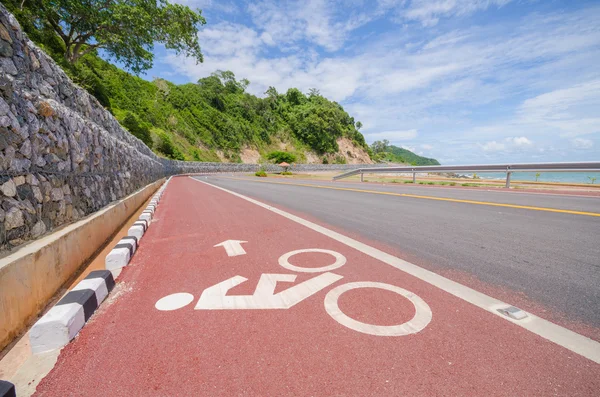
[0,23,12,43]
[13,175,24,185]
[5,207,24,230]
[0,97,9,117]
[31,220,46,238]
[20,198,35,214]
[8,238,24,246]
[0,58,17,75]
[0,115,10,127]
[26,174,39,186]
[59,83,73,97]
[19,139,31,158]
[32,185,42,202]
[34,155,46,167]
[30,51,40,70]
[4,145,15,162]
[50,187,64,201]
[0,208,4,222]
[38,102,54,118]
[1,179,16,197]
[10,157,30,172]
[62,184,70,195]
[0,39,13,57]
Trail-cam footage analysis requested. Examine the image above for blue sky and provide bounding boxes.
[143,0,600,164]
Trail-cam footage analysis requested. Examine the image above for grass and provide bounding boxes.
[255,170,267,177]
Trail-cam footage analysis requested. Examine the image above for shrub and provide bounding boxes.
[449,182,456,186]
[281,171,293,175]
[404,180,414,184]
[267,151,296,164]
[333,155,347,164]
[322,157,329,164]
[255,166,267,177]
[123,112,153,147]
[157,132,184,160]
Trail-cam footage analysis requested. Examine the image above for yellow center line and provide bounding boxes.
[211,176,600,218]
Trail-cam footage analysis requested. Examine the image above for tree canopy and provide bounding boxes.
[18,0,205,73]
[371,140,440,166]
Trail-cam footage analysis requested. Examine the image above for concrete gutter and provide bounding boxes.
[0,179,164,351]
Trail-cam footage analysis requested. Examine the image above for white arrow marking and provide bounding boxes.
[214,240,248,257]
[195,272,343,310]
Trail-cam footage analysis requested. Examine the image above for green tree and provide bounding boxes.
[286,88,306,106]
[267,151,296,164]
[157,132,184,160]
[122,112,152,147]
[34,0,206,72]
[371,140,389,154]
[355,121,363,130]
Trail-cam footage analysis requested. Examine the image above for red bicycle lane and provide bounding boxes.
[35,176,600,396]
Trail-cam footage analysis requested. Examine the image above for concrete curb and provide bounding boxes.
[0,380,16,397]
[29,270,115,354]
[27,177,171,355]
[105,177,171,272]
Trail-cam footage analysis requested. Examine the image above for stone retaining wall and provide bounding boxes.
[0,4,374,252]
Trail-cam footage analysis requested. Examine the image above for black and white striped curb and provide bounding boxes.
[0,380,16,397]
[27,180,172,355]
[29,270,115,354]
[105,178,171,271]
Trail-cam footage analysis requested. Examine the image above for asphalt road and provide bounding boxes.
[199,175,600,330]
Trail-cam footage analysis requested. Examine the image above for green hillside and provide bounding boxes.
[371,140,440,166]
[6,1,371,163]
[385,145,440,166]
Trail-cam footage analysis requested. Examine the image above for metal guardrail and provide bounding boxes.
[332,161,600,187]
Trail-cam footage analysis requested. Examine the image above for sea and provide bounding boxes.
[459,172,600,184]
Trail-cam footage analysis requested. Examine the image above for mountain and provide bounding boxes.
[384,145,440,166]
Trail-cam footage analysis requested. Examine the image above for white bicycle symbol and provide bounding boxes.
[156,248,432,336]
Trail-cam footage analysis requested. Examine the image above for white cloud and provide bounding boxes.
[169,0,239,13]
[421,144,434,150]
[518,80,600,137]
[400,0,513,26]
[507,137,532,147]
[480,141,505,152]
[365,129,419,143]
[247,0,371,51]
[572,138,594,149]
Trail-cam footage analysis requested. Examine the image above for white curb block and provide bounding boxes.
[29,271,115,354]
[127,220,148,239]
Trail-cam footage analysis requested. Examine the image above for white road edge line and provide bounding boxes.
[190,176,600,364]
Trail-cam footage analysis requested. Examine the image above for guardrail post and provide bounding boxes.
[360,172,364,182]
[505,172,512,188]
[413,172,416,183]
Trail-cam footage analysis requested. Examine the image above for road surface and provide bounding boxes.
[199,175,600,330]
[34,175,600,396]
